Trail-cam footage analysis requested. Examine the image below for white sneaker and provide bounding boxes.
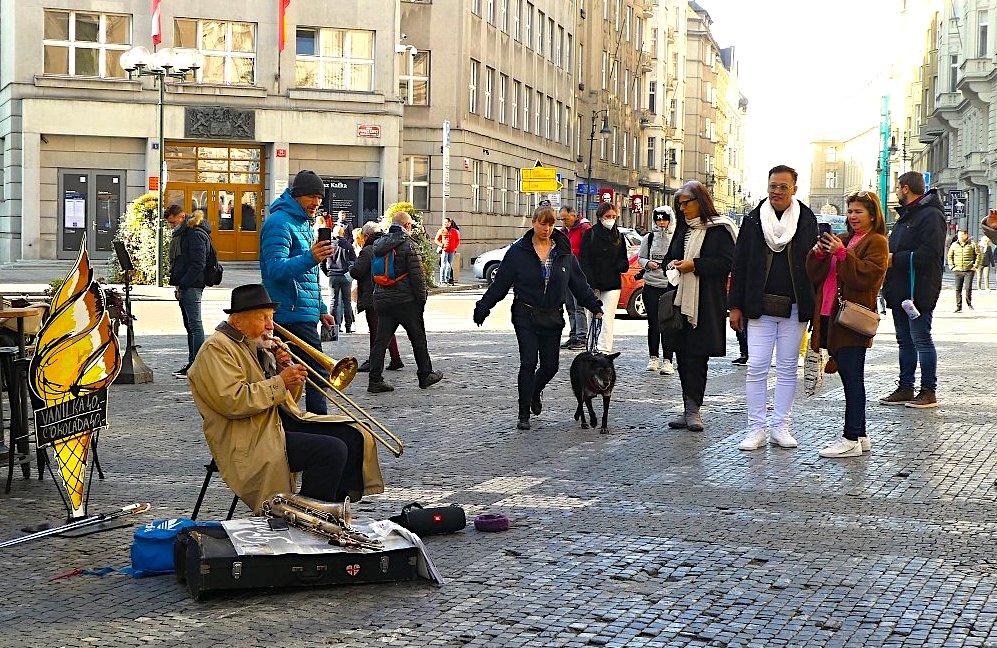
[738,429,768,451]
[646,357,660,372]
[660,360,675,375]
[860,436,871,453]
[819,438,862,458]
[770,427,799,448]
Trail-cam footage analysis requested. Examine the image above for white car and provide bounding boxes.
[471,228,643,285]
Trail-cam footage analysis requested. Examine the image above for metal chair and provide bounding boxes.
[191,458,240,521]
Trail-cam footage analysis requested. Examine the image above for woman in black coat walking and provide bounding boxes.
[578,203,630,352]
[663,181,738,431]
[474,206,603,430]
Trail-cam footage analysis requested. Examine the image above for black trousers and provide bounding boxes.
[641,284,675,361]
[369,300,433,382]
[675,352,709,407]
[954,270,974,308]
[279,410,363,503]
[512,313,561,418]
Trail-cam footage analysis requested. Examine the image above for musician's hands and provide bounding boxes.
[273,345,292,368]
[311,239,335,263]
[279,363,308,389]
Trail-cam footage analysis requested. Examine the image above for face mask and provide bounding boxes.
[601,219,616,229]
[655,221,669,231]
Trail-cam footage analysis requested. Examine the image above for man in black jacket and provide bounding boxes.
[879,171,945,409]
[351,211,442,393]
[166,205,210,378]
[729,165,818,451]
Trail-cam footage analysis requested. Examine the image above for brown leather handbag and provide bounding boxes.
[835,288,880,338]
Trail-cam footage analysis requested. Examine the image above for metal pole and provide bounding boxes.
[878,95,890,217]
[586,111,597,222]
[156,74,165,287]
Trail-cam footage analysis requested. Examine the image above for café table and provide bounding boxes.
[0,306,43,491]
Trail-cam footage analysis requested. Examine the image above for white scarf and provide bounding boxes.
[760,198,800,252]
[674,216,739,328]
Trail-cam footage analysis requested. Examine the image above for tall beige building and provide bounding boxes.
[0,0,405,263]
[682,2,724,203]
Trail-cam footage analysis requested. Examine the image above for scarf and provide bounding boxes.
[760,199,800,252]
[674,215,738,328]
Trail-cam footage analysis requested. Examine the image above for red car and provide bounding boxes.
[619,252,646,318]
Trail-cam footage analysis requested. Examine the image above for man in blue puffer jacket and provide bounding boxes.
[260,169,335,414]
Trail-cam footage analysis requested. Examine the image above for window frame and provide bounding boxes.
[402,155,430,211]
[469,59,480,113]
[178,18,258,86]
[43,10,132,79]
[398,49,430,105]
[484,66,495,119]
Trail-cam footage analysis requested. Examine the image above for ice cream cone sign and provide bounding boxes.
[29,239,121,518]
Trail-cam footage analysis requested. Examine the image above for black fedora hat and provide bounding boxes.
[224,284,280,314]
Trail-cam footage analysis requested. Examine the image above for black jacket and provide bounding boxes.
[882,189,946,312]
[349,232,384,313]
[729,200,819,322]
[663,221,736,357]
[578,224,630,290]
[168,220,211,289]
[350,226,427,308]
[474,229,602,322]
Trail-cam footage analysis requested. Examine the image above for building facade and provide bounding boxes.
[0,0,404,263]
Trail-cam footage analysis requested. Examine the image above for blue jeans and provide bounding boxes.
[834,346,868,441]
[439,251,455,284]
[278,320,329,415]
[564,289,588,343]
[891,307,937,391]
[177,287,204,366]
[328,274,354,329]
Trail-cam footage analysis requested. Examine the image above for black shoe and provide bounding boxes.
[517,416,531,430]
[531,391,543,415]
[173,364,190,378]
[560,340,574,349]
[954,308,962,313]
[387,358,405,370]
[967,303,974,310]
[419,371,443,389]
[345,326,353,334]
[367,381,394,393]
[357,359,371,373]
[731,356,748,366]
[567,341,587,350]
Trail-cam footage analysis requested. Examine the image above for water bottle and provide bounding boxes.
[901,298,920,320]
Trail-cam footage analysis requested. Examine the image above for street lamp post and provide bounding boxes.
[586,109,611,221]
[120,46,204,287]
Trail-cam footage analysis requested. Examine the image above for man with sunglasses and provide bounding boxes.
[879,171,945,409]
[729,165,819,451]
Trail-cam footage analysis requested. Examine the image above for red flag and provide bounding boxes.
[151,0,162,46]
[278,0,291,52]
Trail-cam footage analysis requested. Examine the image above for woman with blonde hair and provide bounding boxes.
[806,191,889,458]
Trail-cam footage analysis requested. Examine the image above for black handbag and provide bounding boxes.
[657,290,682,329]
[516,301,564,330]
[761,293,792,318]
[389,503,467,536]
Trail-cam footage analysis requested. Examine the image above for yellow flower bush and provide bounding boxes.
[106,192,172,285]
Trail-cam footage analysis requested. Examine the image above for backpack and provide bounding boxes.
[372,248,409,286]
[201,231,224,287]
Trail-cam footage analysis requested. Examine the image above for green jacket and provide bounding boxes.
[948,240,980,271]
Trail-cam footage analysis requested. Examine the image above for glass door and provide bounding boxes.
[58,169,124,260]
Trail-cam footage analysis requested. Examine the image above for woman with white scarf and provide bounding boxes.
[729,165,819,451]
[662,181,737,432]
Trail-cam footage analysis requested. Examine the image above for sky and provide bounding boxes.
[700,0,926,199]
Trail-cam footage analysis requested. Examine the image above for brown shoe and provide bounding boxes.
[905,388,938,409]
[879,386,915,405]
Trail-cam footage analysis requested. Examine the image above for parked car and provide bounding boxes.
[471,228,646,318]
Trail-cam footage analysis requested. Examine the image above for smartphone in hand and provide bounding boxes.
[318,227,332,243]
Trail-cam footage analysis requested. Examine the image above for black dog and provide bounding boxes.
[569,351,619,433]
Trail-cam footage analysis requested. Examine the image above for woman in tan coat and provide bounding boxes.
[806,192,889,458]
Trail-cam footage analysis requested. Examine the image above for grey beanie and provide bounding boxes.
[290,170,325,198]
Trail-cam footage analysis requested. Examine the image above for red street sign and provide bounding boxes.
[630,194,644,214]
[357,125,381,138]
[148,176,159,191]
[276,148,287,158]
[598,188,614,203]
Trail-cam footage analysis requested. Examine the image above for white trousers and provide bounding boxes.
[591,289,620,352]
[745,305,807,433]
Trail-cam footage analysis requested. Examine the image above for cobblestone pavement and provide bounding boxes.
[2,264,997,647]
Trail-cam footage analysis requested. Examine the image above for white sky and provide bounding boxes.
[702,0,925,199]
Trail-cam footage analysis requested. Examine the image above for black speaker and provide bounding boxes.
[113,241,134,273]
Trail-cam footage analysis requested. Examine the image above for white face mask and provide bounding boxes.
[601,219,616,229]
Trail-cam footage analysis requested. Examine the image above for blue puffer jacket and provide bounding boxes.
[260,189,327,324]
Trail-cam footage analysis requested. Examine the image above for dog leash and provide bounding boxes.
[586,314,603,353]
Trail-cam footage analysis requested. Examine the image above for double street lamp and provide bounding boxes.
[120,46,204,287]
[585,109,612,221]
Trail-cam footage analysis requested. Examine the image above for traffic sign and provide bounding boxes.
[521,167,558,181]
[521,179,564,192]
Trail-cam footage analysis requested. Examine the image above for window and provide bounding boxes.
[472,160,481,210]
[486,0,495,24]
[537,11,545,53]
[549,98,556,140]
[980,10,989,58]
[578,42,583,79]
[647,137,657,169]
[177,19,257,85]
[625,5,632,41]
[622,134,627,167]
[402,156,430,210]
[511,80,520,127]
[635,17,642,49]
[498,74,508,124]
[43,10,131,78]
[651,28,658,59]
[498,164,507,213]
[565,104,572,146]
[523,85,531,132]
[826,146,837,163]
[513,0,521,39]
[623,69,629,104]
[469,59,479,113]
[632,136,638,170]
[566,34,572,73]
[950,54,958,92]
[825,170,837,189]
[612,61,618,95]
[534,89,542,135]
[648,80,656,113]
[484,66,494,119]
[601,51,608,89]
[547,17,554,60]
[472,0,481,15]
[508,167,518,214]
[525,3,533,49]
[398,50,430,105]
[484,162,495,210]
[614,0,620,30]
[600,132,606,160]
[556,26,563,66]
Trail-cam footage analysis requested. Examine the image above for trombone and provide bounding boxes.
[268,323,405,457]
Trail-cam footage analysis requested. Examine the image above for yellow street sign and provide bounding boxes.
[521,167,558,181]
[520,179,563,192]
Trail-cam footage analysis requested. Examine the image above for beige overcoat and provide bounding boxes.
[188,324,383,515]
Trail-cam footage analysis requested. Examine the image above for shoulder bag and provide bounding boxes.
[834,284,880,338]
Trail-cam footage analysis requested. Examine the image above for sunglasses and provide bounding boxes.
[767,183,793,193]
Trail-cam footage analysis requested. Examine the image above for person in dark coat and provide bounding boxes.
[878,171,946,409]
[351,210,442,393]
[729,165,819,451]
[578,202,630,352]
[474,206,604,431]
[662,181,737,432]
[167,204,210,377]
[350,221,403,373]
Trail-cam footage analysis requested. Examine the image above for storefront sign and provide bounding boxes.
[630,194,644,215]
[357,125,381,138]
[276,148,287,158]
[599,188,615,204]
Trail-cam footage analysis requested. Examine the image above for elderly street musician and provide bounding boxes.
[187,283,383,515]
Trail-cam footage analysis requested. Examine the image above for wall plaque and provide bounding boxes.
[185,106,256,140]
